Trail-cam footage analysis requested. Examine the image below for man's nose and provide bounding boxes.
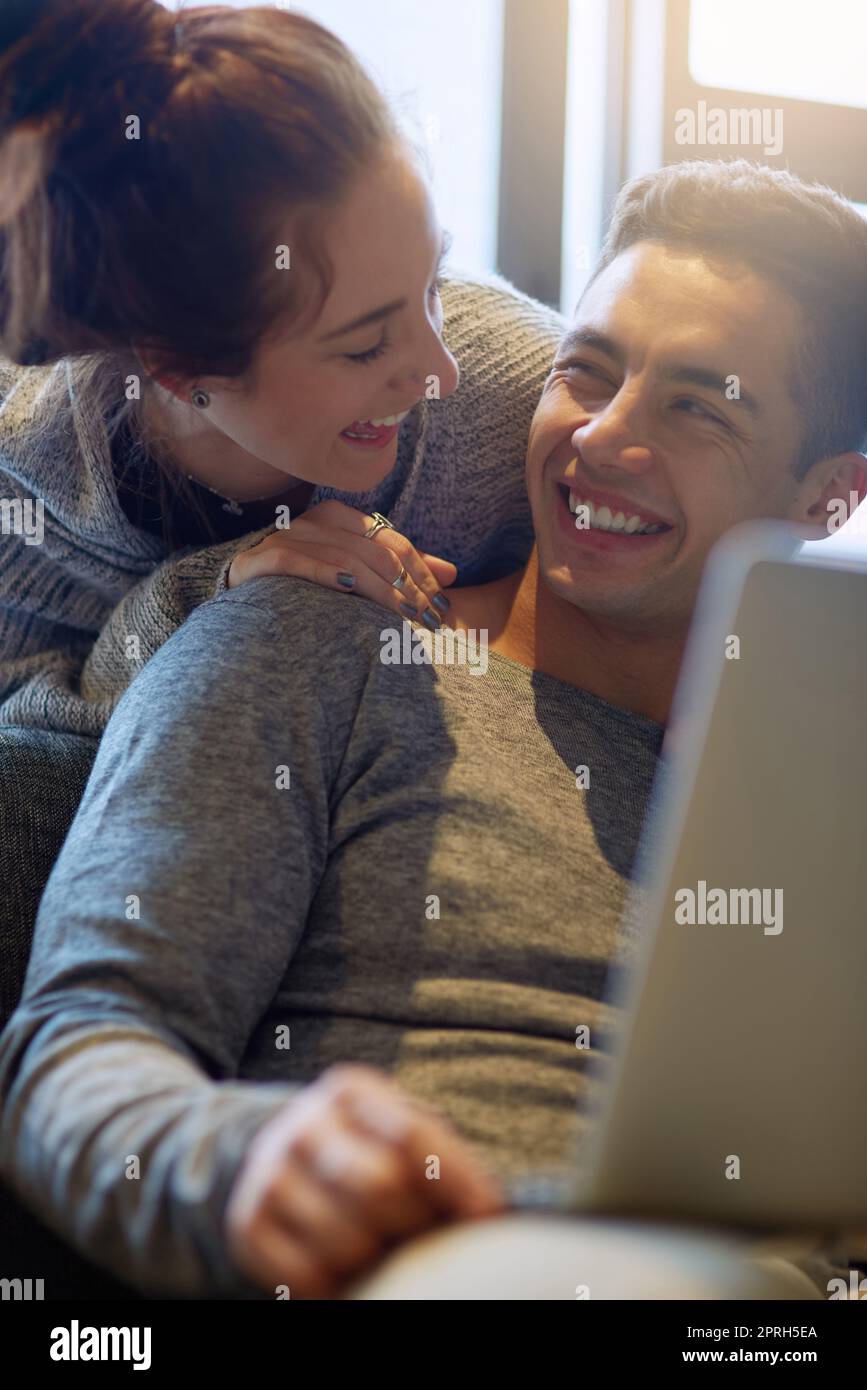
[572,391,654,471]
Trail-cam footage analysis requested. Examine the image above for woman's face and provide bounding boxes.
[149,144,460,499]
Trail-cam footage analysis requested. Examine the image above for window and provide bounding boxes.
[661,0,867,202]
[167,0,504,278]
[689,0,867,112]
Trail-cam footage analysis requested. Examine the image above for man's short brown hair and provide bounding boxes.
[590,160,867,479]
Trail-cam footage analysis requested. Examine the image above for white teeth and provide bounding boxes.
[355,409,411,428]
[567,492,667,534]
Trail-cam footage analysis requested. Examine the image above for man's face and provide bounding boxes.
[526,240,808,634]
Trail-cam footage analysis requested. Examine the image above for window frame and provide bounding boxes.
[662,0,867,202]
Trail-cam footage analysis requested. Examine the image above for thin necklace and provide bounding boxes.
[184,473,277,517]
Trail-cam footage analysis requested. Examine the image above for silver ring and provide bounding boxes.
[391,564,408,592]
[363,511,394,541]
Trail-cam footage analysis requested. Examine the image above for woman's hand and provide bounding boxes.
[227,499,457,627]
[224,1063,506,1298]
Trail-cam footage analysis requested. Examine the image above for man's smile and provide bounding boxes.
[555,483,676,556]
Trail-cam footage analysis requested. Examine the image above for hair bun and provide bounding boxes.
[0,0,50,51]
[0,0,163,137]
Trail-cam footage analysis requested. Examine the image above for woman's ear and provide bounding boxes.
[131,347,191,403]
[794,451,867,535]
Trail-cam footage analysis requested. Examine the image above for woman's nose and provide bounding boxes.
[392,325,460,403]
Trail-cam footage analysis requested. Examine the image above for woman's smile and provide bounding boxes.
[339,405,416,449]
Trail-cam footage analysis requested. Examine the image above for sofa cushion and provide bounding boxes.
[0,725,144,1298]
[0,726,98,1025]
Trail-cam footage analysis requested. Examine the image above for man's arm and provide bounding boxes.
[0,588,331,1297]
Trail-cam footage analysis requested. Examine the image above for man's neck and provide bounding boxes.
[446,550,687,726]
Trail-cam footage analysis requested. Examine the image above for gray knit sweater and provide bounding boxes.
[0,272,566,735]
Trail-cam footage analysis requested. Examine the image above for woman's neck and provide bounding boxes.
[143,385,305,503]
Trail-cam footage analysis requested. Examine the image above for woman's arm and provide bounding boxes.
[0,357,164,731]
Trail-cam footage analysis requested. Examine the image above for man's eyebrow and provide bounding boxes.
[317,298,407,343]
[659,364,762,417]
[557,328,763,418]
[556,327,625,366]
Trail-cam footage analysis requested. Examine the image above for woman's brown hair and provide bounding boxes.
[0,0,400,543]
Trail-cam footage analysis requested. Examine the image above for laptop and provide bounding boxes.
[518,518,867,1237]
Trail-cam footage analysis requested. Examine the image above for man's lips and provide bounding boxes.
[560,481,675,528]
[555,484,675,552]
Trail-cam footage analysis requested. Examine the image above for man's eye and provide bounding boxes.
[558,360,613,386]
[675,397,728,428]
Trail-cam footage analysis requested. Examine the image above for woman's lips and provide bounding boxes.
[339,406,413,450]
[339,420,400,449]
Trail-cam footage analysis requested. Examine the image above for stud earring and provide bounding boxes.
[191,387,210,409]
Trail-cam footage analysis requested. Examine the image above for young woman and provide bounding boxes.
[0,1,564,735]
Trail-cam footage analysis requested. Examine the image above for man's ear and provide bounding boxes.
[790,451,867,534]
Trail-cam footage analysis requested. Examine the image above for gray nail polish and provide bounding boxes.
[432,591,451,612]
[399,601,417,619]
[337,572,356,588]
[422,608,441,630]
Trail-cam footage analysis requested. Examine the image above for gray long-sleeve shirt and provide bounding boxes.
[0,576,665,1297]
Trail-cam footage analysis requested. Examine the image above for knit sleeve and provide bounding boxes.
[410,271,567,583]
[78,523,277,711]
[0,501,150,735]
[0,350,278,729]
[0,361,166,732]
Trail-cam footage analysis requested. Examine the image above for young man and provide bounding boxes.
[1,160,865,1299]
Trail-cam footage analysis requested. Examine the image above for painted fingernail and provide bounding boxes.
[432,591,451,612]
[337,572,356,589]
[399,601,417,619]
[422,608,441,630]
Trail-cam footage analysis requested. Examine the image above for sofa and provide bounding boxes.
[0,725,143,1299]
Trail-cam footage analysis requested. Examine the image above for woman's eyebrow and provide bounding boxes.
[317,298,407,342]
[318,231,451,344]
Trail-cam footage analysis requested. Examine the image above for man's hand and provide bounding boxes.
[225,1064,506,1297]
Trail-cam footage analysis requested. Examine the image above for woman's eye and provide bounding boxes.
[345,334,389,366]
[346,282,442,365]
